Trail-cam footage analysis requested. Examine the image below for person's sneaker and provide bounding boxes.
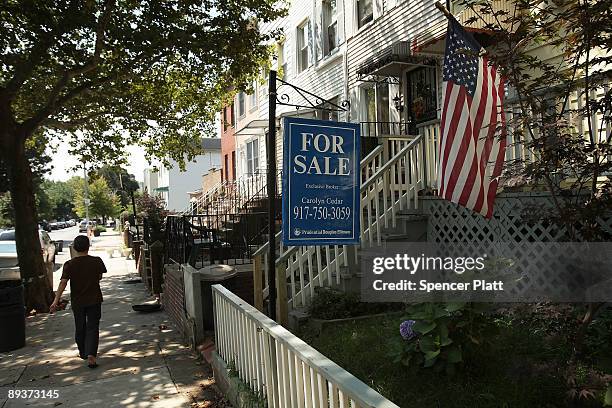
[87,356,98,368]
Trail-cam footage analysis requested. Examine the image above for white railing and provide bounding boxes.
[418,120,441,191]
[360,136,425,247]
[213,284,400,408]
[253,135,426,316]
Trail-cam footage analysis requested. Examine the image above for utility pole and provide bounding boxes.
[267,69,277,321]
[83,162,90,236]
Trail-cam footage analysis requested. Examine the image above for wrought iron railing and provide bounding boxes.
[165,170,282,268]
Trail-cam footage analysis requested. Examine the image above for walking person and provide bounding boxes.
[50,235,106,368]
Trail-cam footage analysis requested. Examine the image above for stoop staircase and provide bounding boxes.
[177,171,282,266]
[253,121,441,323]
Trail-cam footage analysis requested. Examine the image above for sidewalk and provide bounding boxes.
[0,232,229,407]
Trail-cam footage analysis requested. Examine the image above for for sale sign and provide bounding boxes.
[282,117,360,246]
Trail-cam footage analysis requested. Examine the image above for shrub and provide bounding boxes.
[389,303,496,375]
[94,225,107,233]
[308,287,397,320]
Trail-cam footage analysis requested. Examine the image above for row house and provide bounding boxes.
[220,0,512,185]
[143,138,222,212]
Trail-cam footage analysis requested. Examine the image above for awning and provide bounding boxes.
[154,186,169,192]
[234,119,268,136]
[357,41,438,80]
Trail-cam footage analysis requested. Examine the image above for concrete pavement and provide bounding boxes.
[0,231,229,408]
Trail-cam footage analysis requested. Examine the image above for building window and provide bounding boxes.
[317,96,340,122]
[357,0,373,28]
[230,103,236,127]
[224,154,229,181]
[231,151,236,180]
[361,83,391,136]
[237,92,246,117]
[249,81,257,111]
[322,0,338,56]
[279,40,289,79]
[222,107,228,131]
[376,81,390,134]
[297,21,311,73]
[407,67,437,124]
[246,139,259,175]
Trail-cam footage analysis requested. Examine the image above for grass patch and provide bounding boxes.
[299,307,611,408]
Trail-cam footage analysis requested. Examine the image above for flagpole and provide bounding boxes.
[434,1,453,20]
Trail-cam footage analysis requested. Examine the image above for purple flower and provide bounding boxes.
[400,320,416,340]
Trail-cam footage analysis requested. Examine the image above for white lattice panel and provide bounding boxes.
[421,194,612,300]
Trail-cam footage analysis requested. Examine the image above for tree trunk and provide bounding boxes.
[2,131,53,313]
[572,302,604,361]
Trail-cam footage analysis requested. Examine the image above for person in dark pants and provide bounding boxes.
[50,235,106,368]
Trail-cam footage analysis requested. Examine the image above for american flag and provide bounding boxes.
[438,18,506,218]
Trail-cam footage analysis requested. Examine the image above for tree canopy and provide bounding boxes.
[0,0,285,311]
[0,0,284,165]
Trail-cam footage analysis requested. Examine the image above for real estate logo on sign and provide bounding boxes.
[282,117,361,246]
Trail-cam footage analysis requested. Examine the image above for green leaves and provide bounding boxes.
[1,0,286,167]
[393,302,494,374]
[446,346,463,364]
[605,384,612,407]
[413,321,437,335]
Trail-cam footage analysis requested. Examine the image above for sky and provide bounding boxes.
[47,114,221,183]
[47,138,148,182]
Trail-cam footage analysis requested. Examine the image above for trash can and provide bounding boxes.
[0,279,26,352]
[199,265,236,330]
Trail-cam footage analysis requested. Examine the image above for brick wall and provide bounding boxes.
[161,265,189,340]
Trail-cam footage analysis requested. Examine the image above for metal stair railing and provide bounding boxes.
[253,134,425,315]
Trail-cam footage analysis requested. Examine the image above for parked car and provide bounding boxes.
[49,222,58,230]
[0,230,57,282]
[79,220,95,233]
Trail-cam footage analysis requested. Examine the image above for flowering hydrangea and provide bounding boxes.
[400,319,416,340]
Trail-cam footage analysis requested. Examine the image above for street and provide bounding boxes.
[48,225,83,244]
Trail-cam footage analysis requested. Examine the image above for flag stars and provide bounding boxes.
[443,25,480,96]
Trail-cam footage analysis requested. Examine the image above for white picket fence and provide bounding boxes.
[213,284,400,408]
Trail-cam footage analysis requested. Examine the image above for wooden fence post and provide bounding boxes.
[276,263,288,326]
[253,254,264,311]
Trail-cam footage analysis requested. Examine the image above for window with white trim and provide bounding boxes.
[297,21,311,73]
[280,40,289,79]
[237,92,246,117]
[249,81,257,111]
[357,0,373,28]
[246,139,259,175]
[322,0,338,57]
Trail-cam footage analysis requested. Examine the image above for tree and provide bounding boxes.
[136,192,168,241]
[95,165,139,208]
[73,178,120,221]
[461,0,611,398]
[40,179,77,220]
[0,1,284,312]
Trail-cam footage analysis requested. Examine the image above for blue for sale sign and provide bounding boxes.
[282,117,361,246]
